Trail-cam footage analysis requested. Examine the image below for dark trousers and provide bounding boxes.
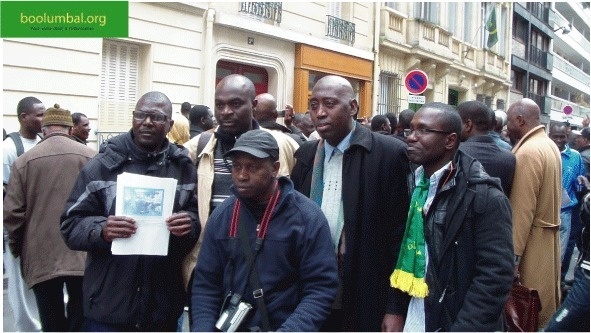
[83,317,178,332]
[562,203,583,281]
[320,309,344,332]
[32,276,84,332]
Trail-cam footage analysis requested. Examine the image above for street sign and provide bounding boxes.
[405,70,429,95]
[408,94,426,104]
[563,105,573,115]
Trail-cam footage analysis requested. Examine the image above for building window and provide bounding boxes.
[378,72,401,115]
[463,2,472,42]
[446,3,457,35]
[99,40,140,134]
[528,76,547,96]
[499,6,507,57]
[512,16,526,43]
[448,89,459,107]
[216,60,269,96]
[511,69,524,92]
[415,2,439,25]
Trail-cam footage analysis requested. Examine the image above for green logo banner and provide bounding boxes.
[1,1,128,37]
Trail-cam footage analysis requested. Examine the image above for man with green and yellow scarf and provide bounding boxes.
[383,103,514,332]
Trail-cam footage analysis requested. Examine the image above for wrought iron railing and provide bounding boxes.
[526,2,550,23]
[326,15,355,44]
[240,2,282,23]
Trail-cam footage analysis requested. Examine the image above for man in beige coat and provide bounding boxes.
[182,75,298,323]
[506,98,562,327]
[4,104,97,331]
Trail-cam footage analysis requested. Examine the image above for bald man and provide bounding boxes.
[254,93,305,144]
[183,75,299,312]
[291,75,410,331]
[506,98,562,328]
[61,91,200,330]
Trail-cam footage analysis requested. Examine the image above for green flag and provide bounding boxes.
[486,7,498,49]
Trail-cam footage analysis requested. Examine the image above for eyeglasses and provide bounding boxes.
[405,127,452,137]
[132,111,168,124]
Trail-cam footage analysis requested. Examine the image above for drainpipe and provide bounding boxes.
[371,2,381,116]
[201,5,215,107]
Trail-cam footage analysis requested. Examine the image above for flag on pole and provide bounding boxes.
[486,6,498,48]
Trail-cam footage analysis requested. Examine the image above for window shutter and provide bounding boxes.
[99,40,139,132]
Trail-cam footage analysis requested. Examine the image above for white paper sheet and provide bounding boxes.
[112,172,178,256]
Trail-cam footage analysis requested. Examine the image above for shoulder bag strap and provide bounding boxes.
[195,132,213,167]
[7,132,24,157]
[237,214,271,332]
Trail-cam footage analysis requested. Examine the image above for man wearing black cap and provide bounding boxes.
[191,129,338,332]
[4,104,96,332]
[182,74,299,306]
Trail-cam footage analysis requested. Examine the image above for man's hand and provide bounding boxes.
[381,313,405,332]
[166,212,192,237]
[102,215,136,242]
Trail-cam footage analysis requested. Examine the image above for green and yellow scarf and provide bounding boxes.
[390,175,430,298]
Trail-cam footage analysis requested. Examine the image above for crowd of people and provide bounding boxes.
[3,74,590,332]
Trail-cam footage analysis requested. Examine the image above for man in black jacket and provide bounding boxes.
[60,91,200,331]
[291,75,410,331]
[457,100,516,196]
[386,102,514,331]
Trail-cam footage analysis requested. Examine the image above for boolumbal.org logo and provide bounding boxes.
[1,1,128,38]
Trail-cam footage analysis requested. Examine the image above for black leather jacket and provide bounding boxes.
[403,150,514,331]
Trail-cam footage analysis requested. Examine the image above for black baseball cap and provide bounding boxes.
[224,129,279,161]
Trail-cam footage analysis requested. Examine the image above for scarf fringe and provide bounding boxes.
[390,269,429,298]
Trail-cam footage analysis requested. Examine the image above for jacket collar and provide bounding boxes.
[347,122,373,153]
[100,130,184,171]
[512,125,545,152]
[464,134,495,144]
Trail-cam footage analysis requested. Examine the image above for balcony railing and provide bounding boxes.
[529,45,552,71]
[527,92,551,114]
[326,15,355,44]
[240,2,282,23]
[526,2,550,23]
[553,54,591,87]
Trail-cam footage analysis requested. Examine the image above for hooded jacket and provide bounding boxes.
[60,131,199,329]
[392,150,514,331]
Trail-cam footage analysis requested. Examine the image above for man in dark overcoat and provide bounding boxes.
[290,75,410,331]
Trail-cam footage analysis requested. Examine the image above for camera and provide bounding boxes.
[215,293,253,332]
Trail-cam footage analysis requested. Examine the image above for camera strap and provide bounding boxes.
[228,183,280,332]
